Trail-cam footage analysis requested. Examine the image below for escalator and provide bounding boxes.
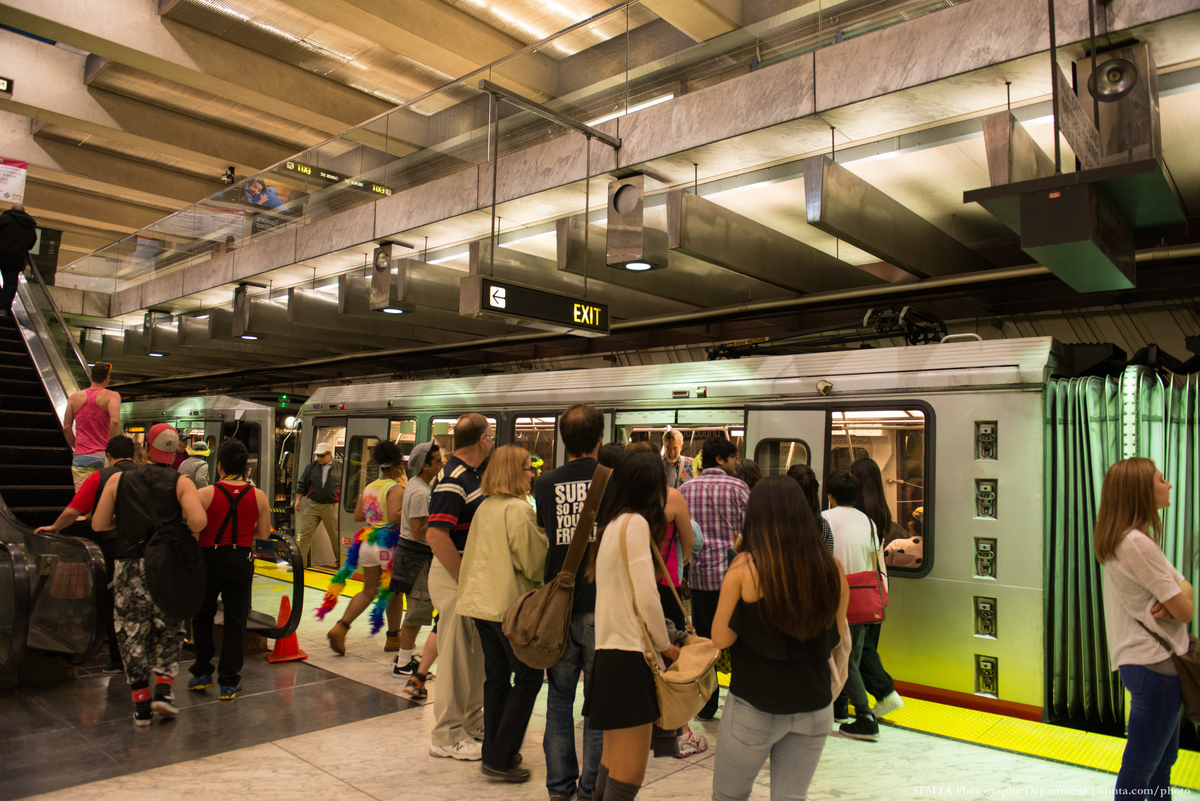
[0,264,107,682]
[0,260,305,683]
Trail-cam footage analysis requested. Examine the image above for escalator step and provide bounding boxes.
[0,351,35,367]
[0,340,25,354]
[0,444,72,464]
[0,393,55,412]
[0,464,72,484]
[0,485,76,506]
[0,427,69,447]
[2,410,62,430]
[6,379,46,398]
[6,506,68,527]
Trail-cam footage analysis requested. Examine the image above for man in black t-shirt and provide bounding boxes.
[536,403,609,801]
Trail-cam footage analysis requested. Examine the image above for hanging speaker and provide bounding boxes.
[1087,58,1138,103]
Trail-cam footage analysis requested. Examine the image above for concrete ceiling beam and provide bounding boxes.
[0,31,292,176]
[338,272,519,338]
[639,0,741,42]
[21,181,164,233]
[1,109,221,210]
[272,0,557,101]
[0,0,393,136]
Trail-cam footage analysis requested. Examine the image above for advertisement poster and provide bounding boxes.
[0,158,27,204]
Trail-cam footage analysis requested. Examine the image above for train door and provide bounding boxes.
[339,418,390,558]
[745,407,826,481]
[303,417,346,568]
[202,420,221,480]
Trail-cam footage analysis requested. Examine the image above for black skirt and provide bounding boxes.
[584,648,659,730]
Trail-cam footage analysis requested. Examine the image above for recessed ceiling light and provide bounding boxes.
[625,262,652,271]
[241,334,259,340]
[148,352,165,357]
[382,307,405,314]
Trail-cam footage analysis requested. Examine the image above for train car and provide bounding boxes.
[296,336,1055,717]
[120,395,300,532]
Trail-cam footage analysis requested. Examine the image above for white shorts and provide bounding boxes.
[357,541,393,569]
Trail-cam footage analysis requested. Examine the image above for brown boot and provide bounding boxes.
[327,621,350,656]
[384,631,401,652]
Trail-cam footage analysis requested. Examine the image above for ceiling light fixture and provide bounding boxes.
[241,334,259,341]
[625,262,653,271]
[148,352,165,357]
[382,307,406,314]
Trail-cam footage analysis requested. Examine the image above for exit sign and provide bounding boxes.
[460,275,610,337]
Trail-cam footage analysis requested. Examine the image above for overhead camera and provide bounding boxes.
[816,380,833,396]
[222,166,236,185]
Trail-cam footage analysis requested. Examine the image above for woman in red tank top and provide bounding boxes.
[187,439,270,701]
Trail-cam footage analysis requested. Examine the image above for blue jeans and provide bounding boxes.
[72,453,105,469]
[1117,664,1182,800]
[713,693,832,801]
[544,612,601,799]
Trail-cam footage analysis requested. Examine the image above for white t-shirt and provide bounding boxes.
[400,476,431,543]
[1102,529,1188,667]
[595,513,671,655]
[822,505,878,575]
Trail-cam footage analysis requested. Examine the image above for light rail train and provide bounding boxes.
[291,336,1054,717]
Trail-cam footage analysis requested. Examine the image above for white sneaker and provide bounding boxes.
[872,691,904,719]
[676,727,708,758]
[429,739,483,761]
[467,727,485,742]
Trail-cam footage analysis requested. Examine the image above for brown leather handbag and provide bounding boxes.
[503,465,611,669]
[1136,619,1200,723]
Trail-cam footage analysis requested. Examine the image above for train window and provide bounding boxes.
[614,424,745,473]
[755,439,811,476]
[431,416,498,456]
[388,418,419,464]
[829,409,927,573]
[344,436,380,512]
[513,416,557,476]
[220,422,260,486]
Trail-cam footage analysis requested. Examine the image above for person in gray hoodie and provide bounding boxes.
[178,440,211,489]
[0,204,38,315]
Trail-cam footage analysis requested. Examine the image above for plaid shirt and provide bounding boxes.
[678,467,749,590]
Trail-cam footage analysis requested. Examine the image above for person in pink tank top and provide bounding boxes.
[63,362,122,490]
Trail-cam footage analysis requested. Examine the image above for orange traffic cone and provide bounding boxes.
[266,595,308,663]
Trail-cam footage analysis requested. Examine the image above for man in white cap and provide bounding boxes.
[294,442,341,567]
[91,423,206,726]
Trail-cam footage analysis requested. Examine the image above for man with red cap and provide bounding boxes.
[92,423,207,727]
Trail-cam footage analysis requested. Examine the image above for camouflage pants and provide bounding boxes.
[113,558,185,686]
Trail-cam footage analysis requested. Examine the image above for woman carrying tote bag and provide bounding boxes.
[583,450,681,801]
[1095,457,1193,800]
[710,476,848,801]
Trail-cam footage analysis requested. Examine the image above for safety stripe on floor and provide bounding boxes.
[254,565,1198,788]
[878,695,1200,790]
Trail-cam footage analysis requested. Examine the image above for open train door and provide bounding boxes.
[337,418,390,562]
[744,406,827,482]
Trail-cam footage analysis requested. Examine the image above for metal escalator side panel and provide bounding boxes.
[21,528,107,664]
[0,540,31,678]
[11,272,84,424]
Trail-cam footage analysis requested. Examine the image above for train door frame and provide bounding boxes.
[747,401,936,579]
[505,410,561,476]
[339,417,390,553]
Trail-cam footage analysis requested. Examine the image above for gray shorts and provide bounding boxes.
[390,540,434,627]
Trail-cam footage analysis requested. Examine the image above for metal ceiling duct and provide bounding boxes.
[666,189,884,293]
[805,155,994,279]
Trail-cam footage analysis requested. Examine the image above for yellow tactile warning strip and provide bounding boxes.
[880,695,1200,790]
[255,563,365,600]
[254,564,1200,789]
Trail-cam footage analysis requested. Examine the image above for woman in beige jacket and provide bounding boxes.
[457,444,548,783]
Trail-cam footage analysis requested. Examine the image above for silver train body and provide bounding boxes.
[297,336,1055,713]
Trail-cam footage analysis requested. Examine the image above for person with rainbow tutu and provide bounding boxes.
[315,440,407,654]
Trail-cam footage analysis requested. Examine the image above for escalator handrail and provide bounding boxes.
[255,532,304,640]
[24,253,91,384]
[0,540,31,679]
[0,499,108,665]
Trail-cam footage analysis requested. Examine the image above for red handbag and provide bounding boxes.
[846,521,889,624]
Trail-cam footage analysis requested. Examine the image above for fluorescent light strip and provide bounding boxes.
[587,94,674,126]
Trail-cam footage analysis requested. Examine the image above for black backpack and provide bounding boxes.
[128,473,207,621]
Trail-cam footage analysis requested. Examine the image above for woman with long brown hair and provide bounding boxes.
[710,476,849,801]
[584,449,681,801]
[1096,457,1193,800]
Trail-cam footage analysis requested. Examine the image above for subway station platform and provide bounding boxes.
[3,570,1191,801]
